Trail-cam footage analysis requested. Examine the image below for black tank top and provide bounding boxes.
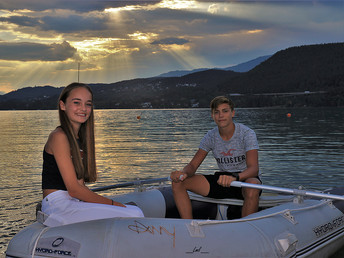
[41,150,67,190]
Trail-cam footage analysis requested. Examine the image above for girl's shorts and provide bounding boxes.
[41,190,144,227]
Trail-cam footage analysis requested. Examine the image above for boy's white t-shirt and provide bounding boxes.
[199,123,259,174]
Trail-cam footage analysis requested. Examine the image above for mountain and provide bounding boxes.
[225,55,271,72]
[0,43,343,110]
[1,86,61,100]
[0,86,62,109]
[156,68,209,77]
[216,43,344,107]
[156,55,270,77]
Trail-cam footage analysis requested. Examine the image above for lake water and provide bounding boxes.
[1,107,344,256]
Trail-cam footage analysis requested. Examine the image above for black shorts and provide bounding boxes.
[204,172,262,199]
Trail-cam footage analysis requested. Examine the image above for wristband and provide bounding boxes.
[236,173,240,181]
[233,173,240,181]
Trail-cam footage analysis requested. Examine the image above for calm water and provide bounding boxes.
[1,107,344,256]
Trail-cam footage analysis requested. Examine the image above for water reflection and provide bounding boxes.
[96,110,200,183]
[242,107,344,189]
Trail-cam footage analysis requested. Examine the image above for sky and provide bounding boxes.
[0,0,343,94]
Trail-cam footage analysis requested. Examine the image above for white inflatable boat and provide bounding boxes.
[5,179,344,257]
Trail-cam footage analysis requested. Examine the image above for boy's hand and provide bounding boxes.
[217,175,236,187]
[170,171,186,182]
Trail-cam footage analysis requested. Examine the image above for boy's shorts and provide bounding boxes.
[204,172,262,199]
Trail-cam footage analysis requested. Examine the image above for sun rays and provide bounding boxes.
[0,1,342,93]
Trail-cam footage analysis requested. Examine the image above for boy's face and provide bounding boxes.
[211,103,235,128]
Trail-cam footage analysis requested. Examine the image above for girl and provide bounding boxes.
[41,82,143,227]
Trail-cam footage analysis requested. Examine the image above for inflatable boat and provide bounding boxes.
[5,179,344,257]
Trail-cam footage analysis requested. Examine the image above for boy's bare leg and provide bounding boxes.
[172,175,210,219]
[241,178,261,217]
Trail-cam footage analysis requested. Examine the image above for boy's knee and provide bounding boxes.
[244,177,260,184]
[172,181,184,192]
[246,188,260,198]
[243,184,260,199]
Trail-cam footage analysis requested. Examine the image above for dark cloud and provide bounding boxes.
[151,37,190,45]
[0,0,160,12]
[0,41,77,61]
[0,14,109,35]
[0,16,41,27]
[0,11,259,37]
[127,7,263,38]
[0,1,263,39]
[40,15,108,33]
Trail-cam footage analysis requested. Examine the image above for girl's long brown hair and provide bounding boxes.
[58,82,97,182]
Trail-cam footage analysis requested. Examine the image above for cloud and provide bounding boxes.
[0,0,343,93]
[0,15,41,27]
[0,13,109,34]
[0,2,263,41]
[0,41,77,61]
[208,3,220,14]
[40,14,108,33]
[0,0,160,12]
[151,37,189,45]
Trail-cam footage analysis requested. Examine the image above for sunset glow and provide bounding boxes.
[0,0,343,94]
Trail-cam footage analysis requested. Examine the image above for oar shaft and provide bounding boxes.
[231,181,344,201]
[92,177,170,192]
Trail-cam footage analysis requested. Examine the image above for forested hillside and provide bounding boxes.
[0,43,343,109]
[218,43,344,107]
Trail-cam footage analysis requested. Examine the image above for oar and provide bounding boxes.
[231,181,344,201]
[92,177,170,192]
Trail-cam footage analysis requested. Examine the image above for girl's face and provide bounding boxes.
[60,87,93,131]
[212,103,235,129]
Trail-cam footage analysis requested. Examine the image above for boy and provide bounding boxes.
[170,96,261,218]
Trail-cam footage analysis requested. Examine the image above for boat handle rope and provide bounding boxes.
[31,226,50,258]
[193,199,330,227]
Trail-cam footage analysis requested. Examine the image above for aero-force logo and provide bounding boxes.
[35,236,81,257]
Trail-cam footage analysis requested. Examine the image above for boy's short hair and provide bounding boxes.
[210,96,235,112]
